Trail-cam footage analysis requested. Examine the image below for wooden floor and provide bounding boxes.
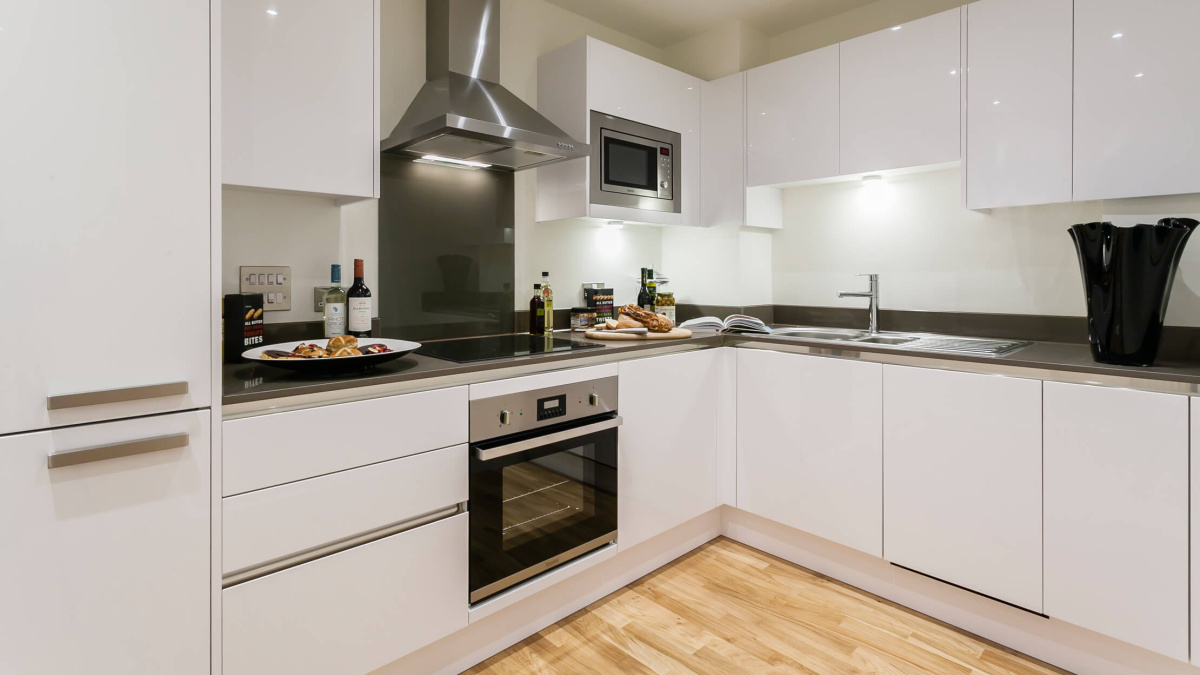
[464,537,1071,675]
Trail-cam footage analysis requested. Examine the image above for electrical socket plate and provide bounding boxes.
[240,266,292,311]
[314,286,332,312]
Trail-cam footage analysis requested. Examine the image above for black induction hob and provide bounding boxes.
[417,334,604,363]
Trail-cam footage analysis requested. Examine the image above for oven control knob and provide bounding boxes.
[499,410,511,425]
[589,393,599,407]
[660,181,669,189]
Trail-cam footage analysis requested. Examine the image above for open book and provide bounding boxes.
[678,315,773,334]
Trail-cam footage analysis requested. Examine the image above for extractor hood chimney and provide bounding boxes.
[381,0,589,171]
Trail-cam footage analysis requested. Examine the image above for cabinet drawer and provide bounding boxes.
[224,445,467,575]
[223,386,467,495]
[223,513,468,675]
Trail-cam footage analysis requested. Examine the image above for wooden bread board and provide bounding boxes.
[585,328,693,340]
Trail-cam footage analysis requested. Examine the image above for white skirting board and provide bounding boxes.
[372,506,1199,675]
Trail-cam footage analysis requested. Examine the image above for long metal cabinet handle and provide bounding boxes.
[47,381,189,411]
[475,416,622,462]
[47,433,190,469]
[46,381,189,411]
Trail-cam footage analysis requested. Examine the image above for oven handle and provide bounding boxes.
[474,416,623,462]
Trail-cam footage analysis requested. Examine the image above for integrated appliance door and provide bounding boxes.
[469,414,619,603]
[590,111,680,214]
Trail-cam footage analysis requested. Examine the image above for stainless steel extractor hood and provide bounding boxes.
[382,0,589,171]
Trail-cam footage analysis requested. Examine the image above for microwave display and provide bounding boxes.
[604,137,658,192]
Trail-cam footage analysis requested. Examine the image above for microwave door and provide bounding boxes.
[601,134,660,199]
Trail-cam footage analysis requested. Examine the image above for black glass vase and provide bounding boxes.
[1068,218,1198,366]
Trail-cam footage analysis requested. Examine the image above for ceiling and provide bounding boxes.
[542,0,880,47]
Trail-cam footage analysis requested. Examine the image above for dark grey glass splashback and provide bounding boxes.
[378,154,515,340]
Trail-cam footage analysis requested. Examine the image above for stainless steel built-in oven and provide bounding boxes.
[590,111,681,215]
[468,375,619,604]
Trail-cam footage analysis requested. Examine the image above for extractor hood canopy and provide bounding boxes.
[381,0,589,171]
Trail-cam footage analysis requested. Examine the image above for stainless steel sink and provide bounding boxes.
[772,327,1030,356]
[771,327,867,340]
[853,335,917,346]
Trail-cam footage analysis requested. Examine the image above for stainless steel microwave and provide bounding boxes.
[590,111,681,215]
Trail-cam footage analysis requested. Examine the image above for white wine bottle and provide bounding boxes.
[323,264,348,338]
[541,271,554,332]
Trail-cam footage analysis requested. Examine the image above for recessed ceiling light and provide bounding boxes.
[862,174,883,184]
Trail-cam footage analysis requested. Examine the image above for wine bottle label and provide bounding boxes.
[325,303,347,337]
[348,298,372,332]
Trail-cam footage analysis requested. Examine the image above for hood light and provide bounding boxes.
[414,155,492,170]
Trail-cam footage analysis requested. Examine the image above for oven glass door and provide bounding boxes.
[469,415,618,603]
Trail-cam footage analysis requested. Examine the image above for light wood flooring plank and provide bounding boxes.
[464,538,1071,675]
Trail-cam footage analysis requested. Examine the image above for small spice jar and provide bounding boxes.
[570,306,596,330]
[654,291,676,323]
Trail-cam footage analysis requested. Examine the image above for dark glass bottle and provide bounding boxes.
[646,268,657,309]
[530,283,546,336]
[637,268,651,311]
[347,258,373,338]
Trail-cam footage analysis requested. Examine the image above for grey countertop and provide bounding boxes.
[223,328,1200,410]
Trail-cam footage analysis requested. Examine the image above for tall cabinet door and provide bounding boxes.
[966,0,1073,209]
[745,45,840,187]
[840,9,961,175]
[701,72,746,228]
[1045,382,1187,661]
[0,411,210,675]
[737,350,883,557]
[1074,0,1200,200]
[0,0,211,436]
[618,349,720,550]
[883,365,1042,612]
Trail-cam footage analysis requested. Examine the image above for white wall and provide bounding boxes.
[772,168,1200,325]
[222,187,379,324]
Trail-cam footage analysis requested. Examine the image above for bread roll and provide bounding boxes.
[327,335,358,350]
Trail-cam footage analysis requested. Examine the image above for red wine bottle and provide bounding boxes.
[347,258,372,338]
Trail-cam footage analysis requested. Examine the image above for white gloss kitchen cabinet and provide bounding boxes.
[1074,0,1200,201]
[1044,383,1188,661]
[0,411,210,675]
[744,44,840,187]
[0,0,211,436]
[736,350,883,557]
[701,72,747,228]
[840,8,961,175]
[965,0,1073,209]
[617,349,723,550]
[223,0,379,200]
[883,365,1042,612]
[537,37,701,226]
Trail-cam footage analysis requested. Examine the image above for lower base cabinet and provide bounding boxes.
[223,513,468,675]
[883,365,1043,612]
[0,411,210,675]
[736,349,883,556]
[617,349,722,550]
[1045,382,1188,661]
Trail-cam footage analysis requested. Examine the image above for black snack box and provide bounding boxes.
[224,293,264,363]
[584,287,615,322]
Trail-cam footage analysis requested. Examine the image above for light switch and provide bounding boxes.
[240,266,292,311]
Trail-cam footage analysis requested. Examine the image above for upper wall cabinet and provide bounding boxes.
[745,45,840,187]
[966,0,1073,209]
[224,0,378,200]
[701,73,746,228]
[537,38,701,227]
[0,0,211,436]
[840,9,961,175]
[1074,0,1200,200]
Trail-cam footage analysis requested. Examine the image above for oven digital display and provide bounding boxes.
[660,147,670,156]
[536,394,566,421]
